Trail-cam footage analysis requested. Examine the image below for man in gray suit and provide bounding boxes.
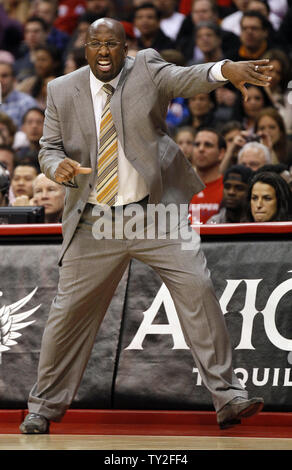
[20,18,272,434]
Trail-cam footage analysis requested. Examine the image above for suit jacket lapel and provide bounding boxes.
[110,56,134,152]
[72,66,98,170]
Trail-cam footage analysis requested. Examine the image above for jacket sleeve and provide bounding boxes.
[142,49,227,101]
[38,82,77,187]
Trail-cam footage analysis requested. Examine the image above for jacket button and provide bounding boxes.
[89,183,92,189]
[78,209,82,214]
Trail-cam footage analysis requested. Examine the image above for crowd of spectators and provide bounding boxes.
[0,0,292,224]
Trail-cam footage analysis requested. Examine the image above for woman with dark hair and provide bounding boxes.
[231,84,274,132]
[254,107,291,165]
[245,171,292,222]
[16,44,63,109]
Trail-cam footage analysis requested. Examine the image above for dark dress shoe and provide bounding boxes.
[217,397,264,430]
[19,413,50,434]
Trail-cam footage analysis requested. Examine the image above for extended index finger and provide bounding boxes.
[75,166,92,175]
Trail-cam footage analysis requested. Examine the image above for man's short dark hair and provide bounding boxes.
[195,21,222,38]
[0,144,15,156]
[220,121,244,137]
[22,107,45,125]
[196,127,227,150]
[224,164,254,184]
[14,156,40,174]
[25,16,50,32]
[134,2,162,20]
[241,10,270,30]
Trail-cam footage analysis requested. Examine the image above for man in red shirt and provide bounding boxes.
[189,128,226,224]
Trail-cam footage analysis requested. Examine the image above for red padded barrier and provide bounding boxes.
[0,222,292,237]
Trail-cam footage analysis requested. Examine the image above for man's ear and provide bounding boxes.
[218,147,226,162]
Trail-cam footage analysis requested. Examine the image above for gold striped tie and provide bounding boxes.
[95,84,118,206]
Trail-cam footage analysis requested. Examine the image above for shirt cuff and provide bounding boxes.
[208,60,230,82]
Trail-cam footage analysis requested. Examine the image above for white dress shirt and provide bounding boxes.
[87,62,227,206]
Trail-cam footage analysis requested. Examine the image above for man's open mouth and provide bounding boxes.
[97,60,112,72]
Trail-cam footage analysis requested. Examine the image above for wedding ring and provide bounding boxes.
[255,65,259,72]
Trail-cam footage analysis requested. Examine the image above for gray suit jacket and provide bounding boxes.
[39,48,225,264]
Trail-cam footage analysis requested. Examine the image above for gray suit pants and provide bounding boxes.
[28,200,247,421]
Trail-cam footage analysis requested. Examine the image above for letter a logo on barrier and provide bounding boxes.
[125,283,189,350]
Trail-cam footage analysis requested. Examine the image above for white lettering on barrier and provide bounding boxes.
[125,284,189,350]
[192,367,292,388]
[126,271,292,352]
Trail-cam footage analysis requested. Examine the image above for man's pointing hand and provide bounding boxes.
[55,157,92,184]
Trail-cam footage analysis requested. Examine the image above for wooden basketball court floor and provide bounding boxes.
[1,409,292,451]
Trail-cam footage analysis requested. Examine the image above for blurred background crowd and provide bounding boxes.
[0,0,292,224]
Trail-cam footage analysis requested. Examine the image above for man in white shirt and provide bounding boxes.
[154,0,186,40]
[20,17,272,435]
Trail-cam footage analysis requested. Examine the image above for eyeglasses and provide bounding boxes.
[85,41,121,49]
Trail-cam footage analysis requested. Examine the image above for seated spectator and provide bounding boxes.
[11,160,39,200]
[32,173,65,223]
[0,161,10,207]
[244,171,292,221]
[35,0,70,52]
[254,107,291,165]
[262,49,292,135]
[231,84,274,132]
[175,0,240,63]
[221,0,279,35]
[189,128,226,224]
[238,141,271,171]
[154,0,186,40]
[228,10,272,61]
[16,44,62,109]
[207,164,253,223]
[248,0,280,34]
[15,108,45,158]
[14,16,49,82]
[0,61,39,129]
[133,2,175,51]
[174,126,196,161]
[188,21,224,64]
[13,173,65,223]
[180,92,217,132]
